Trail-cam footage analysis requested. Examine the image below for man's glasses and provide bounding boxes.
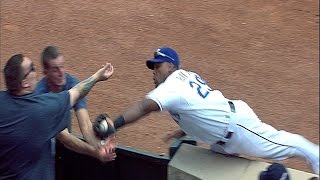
[23,63,35,79]
[154,50,175,62]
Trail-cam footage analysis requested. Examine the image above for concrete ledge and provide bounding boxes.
[168,143,318,180]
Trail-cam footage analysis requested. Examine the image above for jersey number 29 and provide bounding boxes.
[189,74,213,98]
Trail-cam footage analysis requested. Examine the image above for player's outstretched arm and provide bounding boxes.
[113,99,160,129]
[69,63,114,107]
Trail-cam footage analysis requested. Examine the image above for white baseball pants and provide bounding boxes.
[210,100,319,174]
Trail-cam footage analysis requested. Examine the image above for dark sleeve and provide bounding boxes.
[33,91,71,140]
[73,97,87,111]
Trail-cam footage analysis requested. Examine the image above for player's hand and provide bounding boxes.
[93,113,116,140]
[106,118,116,135]
[94,63,114,82]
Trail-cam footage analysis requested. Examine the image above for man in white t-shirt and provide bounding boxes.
[111,47,319,174]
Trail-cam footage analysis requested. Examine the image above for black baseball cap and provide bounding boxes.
[259,163,290,180]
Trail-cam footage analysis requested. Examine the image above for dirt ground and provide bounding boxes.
[0,0,319,173]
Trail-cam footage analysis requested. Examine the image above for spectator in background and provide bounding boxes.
[35,45,105,165]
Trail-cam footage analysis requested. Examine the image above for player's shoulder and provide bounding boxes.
[168,69,193,82]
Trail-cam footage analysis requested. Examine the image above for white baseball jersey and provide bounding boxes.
[146,69,319,174]
[146,69,232,145]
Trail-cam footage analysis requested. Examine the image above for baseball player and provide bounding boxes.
[110,47,319,174]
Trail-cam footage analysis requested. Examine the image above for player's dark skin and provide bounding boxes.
[109,61,186,142]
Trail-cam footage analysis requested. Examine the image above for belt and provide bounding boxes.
[216,132,233,146]
[228,101,236,113]
[216,101,236,145]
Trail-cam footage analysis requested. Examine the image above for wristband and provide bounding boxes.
[114,115,125,129]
